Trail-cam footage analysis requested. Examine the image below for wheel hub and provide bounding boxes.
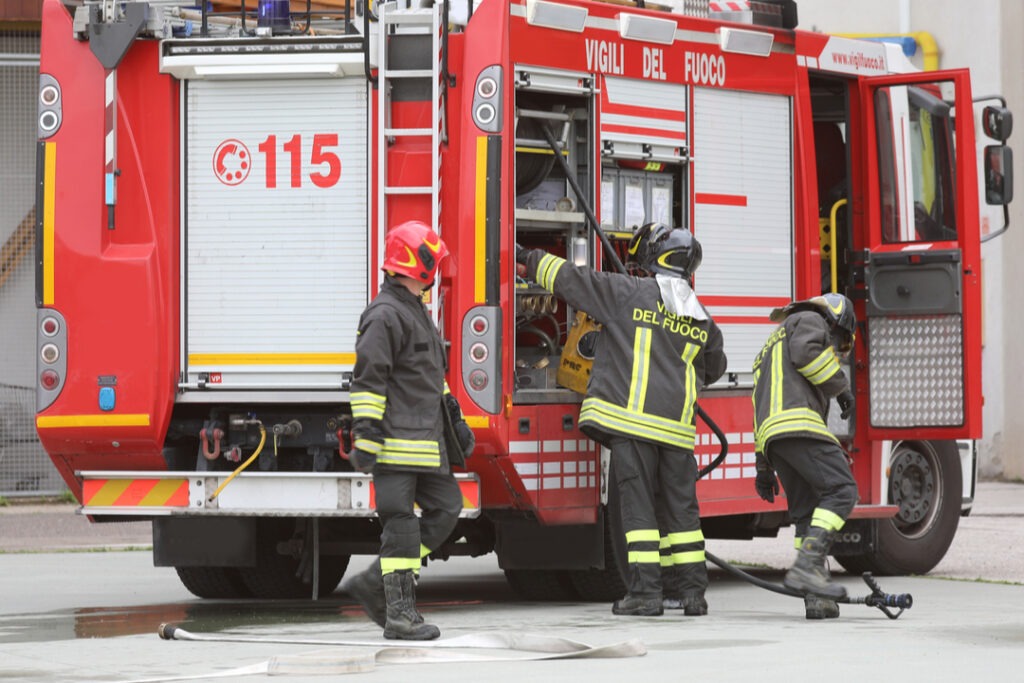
[889,447,937,534]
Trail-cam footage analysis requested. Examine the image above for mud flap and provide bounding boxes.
[829,519,877,558]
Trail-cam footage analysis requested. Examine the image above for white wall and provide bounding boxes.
[796,0,1023,480]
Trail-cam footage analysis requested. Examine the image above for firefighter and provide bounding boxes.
[342,220,475,640]
[516,223,727,617]
[751,293,858,619]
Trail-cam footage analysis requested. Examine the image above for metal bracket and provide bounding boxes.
[88,2,149,69]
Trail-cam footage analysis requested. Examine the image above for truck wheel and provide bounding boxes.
[238,520,349,599]
[175,567,252,599]
[504,569,579,601]
[836,440,961,576]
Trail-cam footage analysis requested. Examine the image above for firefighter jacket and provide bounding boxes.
[350,276,453,473]
[521,250,727,451]
[752,310,849,454]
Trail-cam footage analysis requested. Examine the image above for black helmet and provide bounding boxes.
[820,293,856,354]
[627,222,702,279]
[769,293,856,355]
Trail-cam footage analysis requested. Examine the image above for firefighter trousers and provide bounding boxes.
[767,436,858,539]
[374,470,463,575]
[611,438,706,599]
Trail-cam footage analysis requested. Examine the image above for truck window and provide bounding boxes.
[875,81,959,244]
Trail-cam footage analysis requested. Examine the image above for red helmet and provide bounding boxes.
[382,221,449,283]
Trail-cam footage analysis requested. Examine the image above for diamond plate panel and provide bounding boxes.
[868,315,964,427]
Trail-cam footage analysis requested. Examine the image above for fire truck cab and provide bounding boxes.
[35,0,1012,600]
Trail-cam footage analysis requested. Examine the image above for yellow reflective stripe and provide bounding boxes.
[474,136,488,304]
[380,557,421,575]
[665,550,706,565]
[419,543,431,558]
[752,367,761,433]
[628,551,662,564]
[757,422,838,449]
[770,341,784,415]
[378,439,441,467]
[625,529,660,544]
[36,414,150,429]
[580,397,696,449]
[798,348,840,385]
[811,507,846,532]
[42,141,56,306]
[354,438,382,454]
[351,391,386,420]
[794,537,804,549]
[188,352,355,366]
[680,343,700,425]
[754,408,838,450]
[628,328,652,413]
[663,530,704,546]
[536,253,566,291]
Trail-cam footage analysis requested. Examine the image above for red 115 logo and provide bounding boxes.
[213,134,342,188]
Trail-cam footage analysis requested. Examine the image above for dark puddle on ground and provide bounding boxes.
[0,595,497,645]
[0,599,359,644]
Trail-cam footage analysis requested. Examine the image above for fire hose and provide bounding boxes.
[696,408,913,620]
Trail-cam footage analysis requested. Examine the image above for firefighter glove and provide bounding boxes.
[755,454,779,503]
[349,449,377,474]
[455,421,475,458]
[445,394,476,458]
[515,242,529,265]
[350,419,384,473]
[837,389,855,420]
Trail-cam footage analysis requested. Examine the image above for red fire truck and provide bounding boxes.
[35,0,1013,600]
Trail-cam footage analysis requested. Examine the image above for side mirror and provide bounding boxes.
[983,105,1013,143]
[984,145,1014,205]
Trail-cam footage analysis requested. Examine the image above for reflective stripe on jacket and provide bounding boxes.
[522,250,727,450]
[351,277,450,472]
[752,310,849,453]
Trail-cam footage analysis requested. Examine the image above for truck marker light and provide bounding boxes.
[525,0,588,33]
[469,342,489,363]
[40,369,59,391]
[39,111,59,133]
[477,77,498,99]
[475,103,496,126]
[40,85,59,106]
[41,316,59,336]
[469,369,488,390]
[470,315,489,335]
[40,343,59,364]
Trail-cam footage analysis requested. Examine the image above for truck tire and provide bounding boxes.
[237,519,349,599]
[175,567,252,599]
[836,440,961,576]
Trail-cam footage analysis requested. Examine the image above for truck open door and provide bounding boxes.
[858,69,982,442]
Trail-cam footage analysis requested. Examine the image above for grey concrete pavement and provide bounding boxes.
[1,482,1023,682]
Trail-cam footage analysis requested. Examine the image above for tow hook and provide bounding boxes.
[199,420,224,460]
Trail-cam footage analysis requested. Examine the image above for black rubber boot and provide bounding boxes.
[612,594,664,616]
[681,589,708,616]
[661,565,685,610]
[804,595,840,619]
[662,565,708,615]
[783,527,847,600]
[383,570,440,640]
[343,561,386,627]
